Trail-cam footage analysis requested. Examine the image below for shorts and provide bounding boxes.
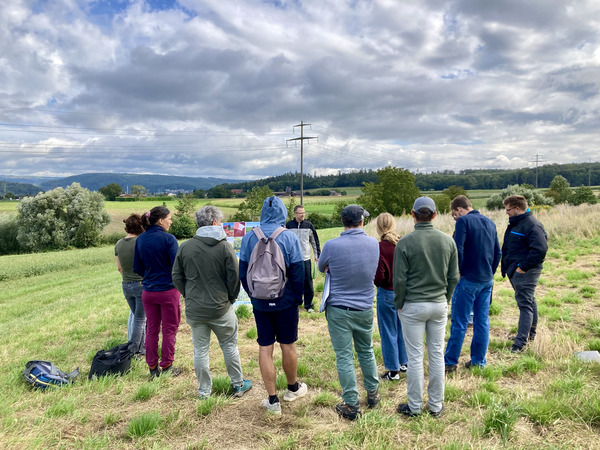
[253,305,299,346]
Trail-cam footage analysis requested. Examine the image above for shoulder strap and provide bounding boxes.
[253,227,266,241]
[269,227,286,240]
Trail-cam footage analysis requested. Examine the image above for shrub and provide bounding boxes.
[0,214,20,255]
[486,184,554,210]
[571,185,598,206]
[17,183,110,252]
[170,195,198,239]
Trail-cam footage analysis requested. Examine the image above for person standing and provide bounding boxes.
[134,206,181,379]
[444,196,501,371]
[172,205,252,399]
[239,196,307,414]
[374,213,408,381]
[394,197,458,418]
[286,205,321,312]
[319,205,380,421]
[115,214,146,356]
[501,195,548,353]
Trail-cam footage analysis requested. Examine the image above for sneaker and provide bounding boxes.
[260,398,282,414]
[445,365,457,374]
[232,379,252,398]
[162,365,182,377]
[465,361,485,369]
[380,371,400,381]
[427,405,444,418]
[511,345,523,353]
[399,364,408,373]
[306,308,315,313]
[367,388,381,409]
[397,403,420,417]
[149,366,160,379]
[336,402,361,421]
[283,381,307,402]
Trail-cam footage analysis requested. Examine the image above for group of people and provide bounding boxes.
[114,192,547,420]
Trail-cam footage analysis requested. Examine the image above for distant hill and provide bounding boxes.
[39,173,242,193]
[0,180,43,196]
[0,175,57,186]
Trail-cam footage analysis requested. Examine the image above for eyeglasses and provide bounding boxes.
[505,207,515,213]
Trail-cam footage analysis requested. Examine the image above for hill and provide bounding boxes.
[39,173,242,193]
[0,180,43,196]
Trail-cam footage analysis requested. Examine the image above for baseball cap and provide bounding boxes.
[412,196,436,213]
[341,205,370,225]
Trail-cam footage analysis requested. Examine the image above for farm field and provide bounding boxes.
[1,204,600,448]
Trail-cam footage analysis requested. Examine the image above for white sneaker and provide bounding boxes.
[283,381,308,402]
[260,399,282,414]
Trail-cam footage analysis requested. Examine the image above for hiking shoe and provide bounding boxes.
[399,364,408,373]
[232,379,252,398]
[511,345,523,353]
[162,365,182,377]
[397,403,420,417]
[336,402,361,421]
[283,381,307,402]
[367,388,381,409]
[380,371,400,381]
[465,361,485,369]
[260,399,282,414]
[149,367,160,379]
[427,405,444,418]
[445,365,457,374]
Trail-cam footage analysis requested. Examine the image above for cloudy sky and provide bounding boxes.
[1,0,599,180]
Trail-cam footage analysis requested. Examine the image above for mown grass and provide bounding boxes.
[2,203,600,448]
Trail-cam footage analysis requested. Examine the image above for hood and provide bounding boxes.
[260,196,287,227]
[195,225,227,241]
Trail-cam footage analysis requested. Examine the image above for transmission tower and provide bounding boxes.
[287,121,317,205]
[530,153,543,188]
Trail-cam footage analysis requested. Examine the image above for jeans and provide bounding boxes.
[123,281,146,354]
[302,260,315,310]
[376,287,407,371]
[142,288,181,369]
[399,301,447,414]
[326,306,379,406]
[509,268,541,349]
[444,278,493,367]
[186,307,244,397]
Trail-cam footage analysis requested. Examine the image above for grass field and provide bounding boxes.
[1,204,600,448]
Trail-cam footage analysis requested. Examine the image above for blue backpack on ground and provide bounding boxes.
[22,360,79,390]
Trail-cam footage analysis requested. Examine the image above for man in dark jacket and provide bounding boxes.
[172,206,252,399]
[286,204,321,312]
[501,195,548,352]
[239,196,307,414]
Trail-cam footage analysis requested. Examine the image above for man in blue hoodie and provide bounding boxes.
[239,196,307,414]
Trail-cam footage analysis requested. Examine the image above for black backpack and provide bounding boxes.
[89,342,134,379]
[22,360,79,390]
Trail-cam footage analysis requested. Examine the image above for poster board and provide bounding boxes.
[222,221,260,306]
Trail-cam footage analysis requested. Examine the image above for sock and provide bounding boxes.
[269,395,279,404]
[287,382,299,392]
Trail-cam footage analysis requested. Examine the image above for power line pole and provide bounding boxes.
[287,121,317,205]
[530,153,543,188]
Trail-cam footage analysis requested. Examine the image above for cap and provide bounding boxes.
[341,205,370,225]
[412,196,436,213]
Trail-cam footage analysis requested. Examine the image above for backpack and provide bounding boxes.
[22,360,79,390]
[246,227,288,300]
[89,342,134,379]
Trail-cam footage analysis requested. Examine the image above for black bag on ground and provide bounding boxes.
[89,341,134,379]
[22,360,79,390]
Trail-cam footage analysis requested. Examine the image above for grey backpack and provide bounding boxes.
[247,227,288,300]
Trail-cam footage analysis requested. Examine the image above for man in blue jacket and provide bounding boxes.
[239,196,307,414]
[501,195,548,353]
[444,196,501,371]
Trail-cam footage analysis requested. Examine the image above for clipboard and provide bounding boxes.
[319,272,331,313]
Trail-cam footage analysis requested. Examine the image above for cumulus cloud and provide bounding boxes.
[0,0,599,179]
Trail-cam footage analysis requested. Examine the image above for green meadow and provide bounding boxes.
[1,203,600,448]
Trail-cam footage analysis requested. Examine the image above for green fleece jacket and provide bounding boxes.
[393,222,459,310]
[172,226,240,321]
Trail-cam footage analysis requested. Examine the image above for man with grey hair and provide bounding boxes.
[172,205,252,399]
[394,197,459,418]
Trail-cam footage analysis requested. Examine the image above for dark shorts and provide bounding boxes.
[253,305,299,346]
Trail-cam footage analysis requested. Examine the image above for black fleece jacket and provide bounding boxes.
[501,211,548,278]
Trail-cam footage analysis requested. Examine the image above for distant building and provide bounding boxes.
[231,189,243,195]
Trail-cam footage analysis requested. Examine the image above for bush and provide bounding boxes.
[430,193,451,213]
[169,195,198,239]
[486,184,554,210]
[571,185,598,206]
[17,183,110,252]
[307,212,337,229]
[232,186,274,221]
[0,214,21,255]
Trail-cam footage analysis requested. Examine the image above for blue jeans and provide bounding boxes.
[509,268,541,349]
[376,287,407,370]
[326,306,379,406]
[123,281,146,354]
[444,278,493,367]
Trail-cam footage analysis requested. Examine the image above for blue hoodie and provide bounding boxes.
[239,196,304,311]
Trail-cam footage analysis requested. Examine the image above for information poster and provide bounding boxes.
[222,221,259,306]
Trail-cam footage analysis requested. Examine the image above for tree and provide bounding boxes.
[357,166,420,219]
[232,186,274,221]
[17,183,110,252]
[131,185,146,201]
[571,185,598,206]
[486,184,554,210]
[169,194,199,239]
[207,186,234,198]
[99,183,123,201]
[546,175,573,204]
[442,185,468,200]
[430,194,451,213]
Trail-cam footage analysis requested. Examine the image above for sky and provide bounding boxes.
[1,0,599,180]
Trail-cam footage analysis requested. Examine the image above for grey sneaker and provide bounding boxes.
[367,388,381,409]
[283,381,307,402]
[232,379,252,398]
[260,399,282,414]
[306,308,315,313]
